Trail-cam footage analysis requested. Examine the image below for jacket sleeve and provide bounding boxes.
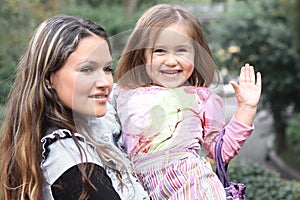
[200,92,254,163]
[51,163,121,200]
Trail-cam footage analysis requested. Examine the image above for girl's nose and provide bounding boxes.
[164,53,178,66]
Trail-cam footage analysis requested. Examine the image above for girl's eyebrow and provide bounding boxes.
[152,44,165,48]
[176,44,191,48]
[154,42,192,47]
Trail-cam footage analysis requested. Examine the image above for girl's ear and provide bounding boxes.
[142,56,146,63]
[142,52,148,63]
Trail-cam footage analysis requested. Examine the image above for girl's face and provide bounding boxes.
[50,35,113,118]
[144,23,195,88]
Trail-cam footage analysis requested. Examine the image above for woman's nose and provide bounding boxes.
[95,72,113,88]
[164,53,178,66]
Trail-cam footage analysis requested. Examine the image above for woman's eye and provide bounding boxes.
[103,66,113,73]
[80,66,93,73]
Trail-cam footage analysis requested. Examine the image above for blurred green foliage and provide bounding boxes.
[209,0,300,153]
[0,0,57,104]
[286,113,300,153]
[227,158,300,200]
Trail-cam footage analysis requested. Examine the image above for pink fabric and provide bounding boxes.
[113,85,254,163]
[137,153,226,200]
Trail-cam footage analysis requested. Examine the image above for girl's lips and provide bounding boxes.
[160,70,182,76]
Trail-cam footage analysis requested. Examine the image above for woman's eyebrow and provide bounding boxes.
[105,60,113,66]
[77,59,111,66]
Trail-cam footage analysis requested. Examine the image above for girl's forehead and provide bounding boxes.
[151,25,192,45]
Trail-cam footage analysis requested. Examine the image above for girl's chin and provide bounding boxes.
[156,80,186,88]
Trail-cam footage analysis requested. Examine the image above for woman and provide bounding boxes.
[0,15,148,200]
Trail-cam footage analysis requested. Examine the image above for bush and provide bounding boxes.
[286,113,300,153]
[0,104,5,123]
[226,158,300,200]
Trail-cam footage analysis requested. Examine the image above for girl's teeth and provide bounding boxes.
[163,71,178,74]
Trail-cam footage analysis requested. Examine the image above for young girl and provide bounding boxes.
[101,4,261,200]
[0,15,148,200]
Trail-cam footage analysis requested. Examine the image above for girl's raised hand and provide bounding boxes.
[230,63,262,109]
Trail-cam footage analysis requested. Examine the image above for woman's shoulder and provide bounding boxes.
[41,128,103,184]
[41,129,87,158]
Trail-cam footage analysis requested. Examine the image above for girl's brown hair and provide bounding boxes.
[115,4,218,88]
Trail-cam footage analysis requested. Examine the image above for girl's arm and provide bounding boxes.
[230,63,262,126]
[202,95,254,163]
[218,63,261,162]
[200,67,260,162]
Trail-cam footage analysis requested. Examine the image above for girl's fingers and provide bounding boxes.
[256,72,262,87]
[239,66,245,83]
[244,63,250,82]
[241,63,257,84]
[230,81,239,94]
[249,65,255,83]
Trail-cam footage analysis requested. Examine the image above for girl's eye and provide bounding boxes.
[177,48,188,53]
[153,49,166,54]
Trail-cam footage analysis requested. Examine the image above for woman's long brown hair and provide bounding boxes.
[0,15,115,200]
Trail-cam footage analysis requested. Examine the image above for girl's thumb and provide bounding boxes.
[230,81,239,94]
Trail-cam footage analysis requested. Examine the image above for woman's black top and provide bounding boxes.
[52,163,121,200]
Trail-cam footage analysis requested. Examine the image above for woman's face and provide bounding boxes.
[50,35,113,118]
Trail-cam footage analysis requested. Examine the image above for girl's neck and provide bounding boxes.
[142,82,190,88]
